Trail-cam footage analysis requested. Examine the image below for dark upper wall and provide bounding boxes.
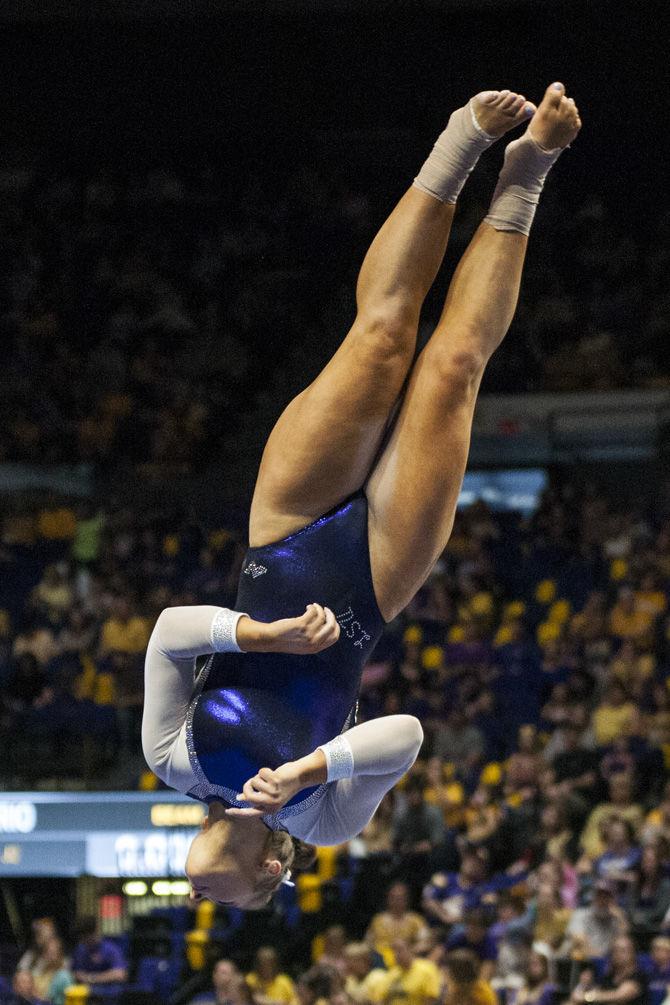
[0,1,665,221]
[0,0,554,21]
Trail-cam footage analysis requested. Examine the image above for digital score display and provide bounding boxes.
[0,793,205,877]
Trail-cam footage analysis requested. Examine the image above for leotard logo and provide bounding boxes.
[336,606,371,650]
[244,562,267,578]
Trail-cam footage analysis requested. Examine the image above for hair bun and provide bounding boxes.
[291,837,317,871]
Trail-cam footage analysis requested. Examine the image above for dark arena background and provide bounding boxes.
[1,0,670,1003]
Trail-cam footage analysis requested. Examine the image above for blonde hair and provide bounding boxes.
[246,831,317,910]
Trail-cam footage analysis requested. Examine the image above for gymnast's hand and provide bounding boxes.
[225,763,303,817]
[238,603,340,655]
[225,748,329,817]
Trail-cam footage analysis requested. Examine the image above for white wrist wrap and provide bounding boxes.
[319,735,355,781]
[210,609,248,654]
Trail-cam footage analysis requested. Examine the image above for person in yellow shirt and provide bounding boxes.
[609,587,654,641]
[374,940,441,1005]
[579,772,643,860]
[343,944,389,1004]
[591,681,636,747]
[635,573,667,618]
[366,883,429,965]
[99,596,152,657]
[246,947,298,1005]
[443,948,497,1005]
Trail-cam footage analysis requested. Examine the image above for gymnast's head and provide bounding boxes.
[185,808,316,909]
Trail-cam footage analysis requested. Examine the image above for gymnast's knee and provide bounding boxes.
[426,345,486,398]
[353,308,417,367]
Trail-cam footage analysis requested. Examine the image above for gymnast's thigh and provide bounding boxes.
[248,316,415,548]
[366,344,481,622]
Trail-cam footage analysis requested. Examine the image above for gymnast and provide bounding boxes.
[142,82,581,909]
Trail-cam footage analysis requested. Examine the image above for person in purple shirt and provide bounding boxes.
[422,845,528,928]
[444,908,498,982]
[71,917,127,989]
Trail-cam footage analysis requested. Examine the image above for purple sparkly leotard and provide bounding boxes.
[185,492,385,815]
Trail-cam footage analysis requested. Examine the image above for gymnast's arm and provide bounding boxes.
[226,715,424,845]
[142,604,340,791]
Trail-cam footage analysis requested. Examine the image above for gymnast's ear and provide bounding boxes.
[262,858,282,877]
[201,814,210,832]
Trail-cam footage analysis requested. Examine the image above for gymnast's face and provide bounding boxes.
[185,815,282,909]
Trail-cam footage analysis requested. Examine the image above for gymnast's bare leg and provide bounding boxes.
[367,82,582,620]
[249,90,535,546]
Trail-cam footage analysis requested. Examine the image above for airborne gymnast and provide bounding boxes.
[142,82,581,908]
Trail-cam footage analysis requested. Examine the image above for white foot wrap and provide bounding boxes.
[413,100,496,205]
[484,132,563,236]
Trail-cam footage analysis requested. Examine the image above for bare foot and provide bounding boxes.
[529,82,582,150]
[472,89,537,137]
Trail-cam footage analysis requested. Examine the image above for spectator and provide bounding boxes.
[392,779,447,885]
[358,791,396,854]
[30,566,73,624]
[547,719,599,809]
[489,895,533,992]
[32,938,73,1005]
[507,948,556,1005]
[609,588,654,643]
[533,883,573,951]
[16,918,58,979]
[591,818,641,891]
[11,622,59,668]
[316,926,348,975]
[343,944,388,1004]
[529,801,575,864]
[367,883,429,963]
[647,936,670,990]
[98,595,151,658]
[57,608,97,656]
[443,948,496,1005]
[591,682,637,747]
[246,948,298,1005]
[422,847,514,928]
[626,844,670,939]
[568,935,647,1005]
[580,774,644,861]
[8,971,46,1005]
[375,939,441,1005]
[296,966,342,1005]
[71,916,128,990]
[643,784,670,845]
[506,726,543,800]
[433,708,485,772]
[189,960,243,1005]
[444,909,498,982]
[564,879,629,959]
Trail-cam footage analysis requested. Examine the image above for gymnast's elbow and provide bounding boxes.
[399,714,424,763]
[141,724,168,785]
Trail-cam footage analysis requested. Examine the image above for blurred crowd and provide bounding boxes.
[5,872,670,1005]
[2,474,670,1004]
[1,141,670,1005]
[0,152,668,486]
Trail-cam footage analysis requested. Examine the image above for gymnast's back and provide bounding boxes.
[186,491,385,805]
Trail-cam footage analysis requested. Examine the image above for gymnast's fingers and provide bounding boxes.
[312,607,340,649]
[308,603,326,626]
[224,806,265,818]
[302,603,320,626]
[246,772,277,797]
[258,767,280,793]
[240,778,265,803]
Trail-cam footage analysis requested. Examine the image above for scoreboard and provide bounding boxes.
[0,792,204,877]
